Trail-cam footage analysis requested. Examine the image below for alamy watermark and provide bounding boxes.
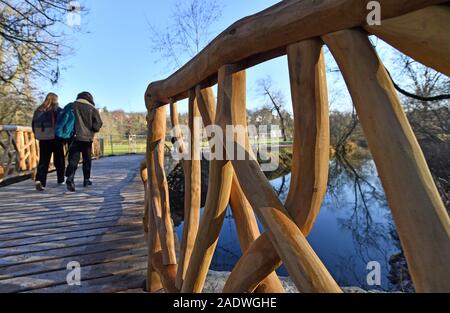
[367,1,381,26]
[67,1,81,27]
[169,119,281,172]
[367,261,382,287]
[66,261,81,286]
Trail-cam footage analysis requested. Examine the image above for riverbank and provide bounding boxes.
[203,271,384,293]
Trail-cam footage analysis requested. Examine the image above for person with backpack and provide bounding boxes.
[32,93,66,191]
[63,92,103,192]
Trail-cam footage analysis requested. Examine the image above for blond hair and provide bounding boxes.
[37,93,59,112]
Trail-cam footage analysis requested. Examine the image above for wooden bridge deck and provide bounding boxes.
[0,155,148,293]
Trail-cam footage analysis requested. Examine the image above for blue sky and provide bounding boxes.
[41,0,397,114]
[41,0,287,113]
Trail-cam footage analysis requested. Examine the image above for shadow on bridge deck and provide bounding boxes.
[0,155,148,293]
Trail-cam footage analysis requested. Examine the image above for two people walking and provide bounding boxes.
[32,92,103,192]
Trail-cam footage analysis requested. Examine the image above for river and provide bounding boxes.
[174,157,410,292]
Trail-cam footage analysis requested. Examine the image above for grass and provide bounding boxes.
[102,143,147,156]
[99,139,294,157]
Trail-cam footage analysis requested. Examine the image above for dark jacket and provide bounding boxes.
[32,107,62,141]
[71,99,103,142]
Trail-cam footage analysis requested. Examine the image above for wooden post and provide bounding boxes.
[180,72,237,293]
[144,124,164,292]
[148,106,177,266]
[16,131,26,171]
[176,90,202,289]
[140,160,150,234]
[145,93,178,292]
[219,65,341,293]
[145,178,164,293]
[141,158,176,293]
[195,86,216,128]
[322,28,450,292]
[150,150,179,294]
[154,139,177,265]
[286,39,330,235]
[196,86,285,293]
[170,100,187,155]
[365,5,450,77]
[29,132,37,170]
[23,132,31,171]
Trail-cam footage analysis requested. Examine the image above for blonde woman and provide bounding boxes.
[32,93,66,191]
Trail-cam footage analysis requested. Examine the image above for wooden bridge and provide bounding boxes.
[0,0,449,294]
[0,155,148,293]
[143,0,450,294]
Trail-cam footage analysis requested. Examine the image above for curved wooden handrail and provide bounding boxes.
[0,125,33,132]
[145,0,448,104]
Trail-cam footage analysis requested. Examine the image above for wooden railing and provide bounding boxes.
[143,0,450,293]
[0,126,38,182]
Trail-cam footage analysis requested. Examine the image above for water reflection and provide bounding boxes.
[174,156,411,292]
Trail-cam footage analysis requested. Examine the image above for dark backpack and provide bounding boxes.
[55,103,76,140]
[32,110,56,141]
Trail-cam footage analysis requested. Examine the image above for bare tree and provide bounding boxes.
[0,1,86,88]
[257,76,290,142]
[149,0,224,70]
[392,55,450,208]
[0,0,86,125]
[393,55,450,141]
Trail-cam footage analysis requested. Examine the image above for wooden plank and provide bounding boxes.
[0,255,147,293]
[176,90,202,289]
[322,28,450,292]
[0,229,144,258]
[0,235,145,267]
[0,213,141,236]
[0,246,147,281]
[0,193,142,211]
[0,211,141,230]
[0,208,141,225]
[0,216,140,242]
[365,5,450,76]
[26,269,147,293]
[145,0,446,104]
[0,204,140,219]
[0,196,143,207]
[0,224,141,249]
